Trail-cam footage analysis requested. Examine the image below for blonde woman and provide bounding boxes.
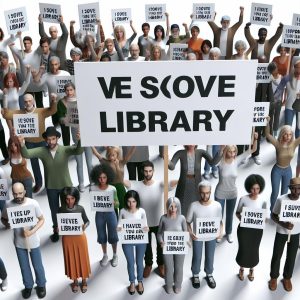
[214,145,238,243]
[113,21,137,58]
[265,117,300,212]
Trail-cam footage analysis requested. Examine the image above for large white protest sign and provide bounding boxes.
[74,60,257,146]
[111,8,131,24]
[57,213,83,235]
[4,7,29,34]
[292,14,300,27]
[169,43,188,60]
[39,3,61,23]
[118,219,148,244]
[240,207,267,229]
[279,200,300,223]
[145,4,166,22]
[65,102,79,128]
[252,102,269,126]
[56,76,74,98]
[89,190,114,212]
[256,63,270,83]
[196,217,221,240]
[192,3,215,22]
[13,114,39,137]
[281,25,300,48]
[0,179,9,201]
[7,205,36,229]
[163,231,189,254]
[250,3,272,26]
[78,3,100,33]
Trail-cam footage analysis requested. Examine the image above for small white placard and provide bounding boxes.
[111,8,132,24]
[89,190,114,212]
[192,3,215,22]
[56,76,74,98]
[292,14,300,27]
[170,43,188,60]
[4,7,29,34]
[65,102,79,128]
[281,25,300,49]
[57,213,83,235]
[163,231,189,254]
[0,179,9,201]
[250,3,272,26]
[196,217,220,240]
[279,200,300,223]
[118,219,148,244]
[13,114,39,137]
[39,3,61,23]
[7,205,36,229]
[252,102,270,126]
[256,63,270,83]
[240,207,267,229]
[78,2,100,32]
[145,4,166,22]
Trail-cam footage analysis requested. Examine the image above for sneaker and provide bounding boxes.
[21,288,32,299]
[191,276,200,289]
[36,286,46,298]
[100,255,109,267]
[227,234,233,243]
[216,236,222,243]
[252,156,261,165]
[240,157,249,165]
[165,286,172,294]
[203,172,210,180]
[1,278,7,291]
[212,170,219,179]
[50,232,59,242]
[111,254,118,267]
[206,275,216,289]
[174,287,181,294]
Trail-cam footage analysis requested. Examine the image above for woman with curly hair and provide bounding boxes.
[235,174,266,282]
[90,164,119,268]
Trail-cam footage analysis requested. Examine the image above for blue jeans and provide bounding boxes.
[15,247,46,288]
[46,188,62,228]
[0,257,7,280]
[25,141,46,187]
[285,109,300,138]
[204,145,220,172]
[191,239,216,275]
[270,164,292,212]
[0,200,5,213]
[95,211,119,244]
[12,177,33,199]
[215,197,237,234]
[122,244,147,283]
[84,147,93,184]
[70,127,84,186]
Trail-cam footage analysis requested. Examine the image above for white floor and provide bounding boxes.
[1,127,300,300]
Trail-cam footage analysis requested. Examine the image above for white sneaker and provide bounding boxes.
[240,156,249,165]
[1,278,8,291]
[212,170,219,179]
[100,255,109,267]
[203,172,210,180]
[252,156,261,165]
[111,254,118,267]
[227,234,233,243]
[216,237,222,243]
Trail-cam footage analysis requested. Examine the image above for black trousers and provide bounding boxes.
[0,129,9,160]
[0,257,7,280]
[126,162,144,181]
[145,226,164,266]
[270,232,299,279]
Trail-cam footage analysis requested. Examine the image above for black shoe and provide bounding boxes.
[33,185,42,193]
[36,286,46,298]
[22,288,32,299]
[50,232,59,242]
[192,276,200,289]
[206,275,216,289]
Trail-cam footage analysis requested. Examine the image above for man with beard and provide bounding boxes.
[2,93,57,193]
[269,177,300,292]
[186,180,222,289]
[1,182,46,299]
[126,160,177,278]
[18,126,83,242]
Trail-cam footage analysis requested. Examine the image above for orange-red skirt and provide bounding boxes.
[62,233,91,280]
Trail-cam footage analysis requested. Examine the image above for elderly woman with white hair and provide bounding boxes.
[157,197,187,294]
[231,40,252,60]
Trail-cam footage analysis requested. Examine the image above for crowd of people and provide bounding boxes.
[0,2,300,299]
